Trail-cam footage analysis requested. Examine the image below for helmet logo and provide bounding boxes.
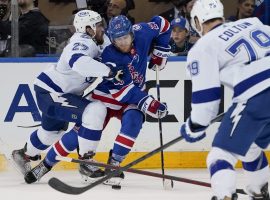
[114,23,121,29]
[209,3,217,8]
[78,11,88,17]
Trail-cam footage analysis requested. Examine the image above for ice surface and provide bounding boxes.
[0,168,248,200]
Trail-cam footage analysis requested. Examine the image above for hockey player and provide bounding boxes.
[24,15,171,186]
[179,0,270,199]
[11,10,124,177]
[90,14,171,185]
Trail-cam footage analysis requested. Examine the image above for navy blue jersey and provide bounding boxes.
[91,16,171,110]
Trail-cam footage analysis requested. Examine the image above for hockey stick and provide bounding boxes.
[155,69,173,189]
[48,112,225,195]
[17,124,42,128]
[55,155,247,195]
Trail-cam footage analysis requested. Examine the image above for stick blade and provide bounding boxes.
[48,177,87,195]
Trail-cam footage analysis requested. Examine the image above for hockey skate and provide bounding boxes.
[78,151,105,183]
[250,183,270,200]
[11,144,41,175]
[24,161,51,184]
[211,193,238,200]
[103,150,125,187]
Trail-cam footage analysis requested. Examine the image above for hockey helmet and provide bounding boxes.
[107,15,133,42]
[190,0,224,36]
[73,10,102,34]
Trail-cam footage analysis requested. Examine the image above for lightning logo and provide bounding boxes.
[50,93,78,108]
[230,102,246,137]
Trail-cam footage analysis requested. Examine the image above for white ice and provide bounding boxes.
[0,167,250,200]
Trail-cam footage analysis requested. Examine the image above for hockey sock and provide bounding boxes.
[25,130,50,157]
[44,129,78,167]
[209,159,237,199]
[112,110,143,162]
[112,133,136,162]
[25,128,64,157]
[77,126,102,156]
[207,148,238,199]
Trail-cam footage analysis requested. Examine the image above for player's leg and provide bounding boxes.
[208,88,270,200]
[207,147,238,200]
[238,143,269,200]
[237,89,270,200]
[76,101,107,182]
[104,108,144,186]
[24,126,79,183]
[13,87,89,176]
[39,105,107,184]
[24,101,107,183]
[12,114,67,175]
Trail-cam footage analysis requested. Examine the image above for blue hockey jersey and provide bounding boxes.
[91,16,171,110]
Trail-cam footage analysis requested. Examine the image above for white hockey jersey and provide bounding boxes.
[34,33,111,95]
[187,18,270,126]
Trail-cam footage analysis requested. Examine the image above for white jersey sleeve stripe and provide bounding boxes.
[69,53,85,68]
[192,87,221,104]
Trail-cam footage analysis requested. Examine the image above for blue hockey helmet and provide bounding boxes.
[108,15,134,42]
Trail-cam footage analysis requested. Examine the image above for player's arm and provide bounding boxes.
[146,16,172,71]
[107,81,167,118]
[67,41,111,78]
[180,45,221,143]
[188,47,221,126]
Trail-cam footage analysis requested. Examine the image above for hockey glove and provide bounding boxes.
[138,95,168,118]
[106,62,127,82]
[180,118,207,143]
[148,46,170,71]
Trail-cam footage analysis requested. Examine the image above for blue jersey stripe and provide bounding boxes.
[192,87,221,104]
[30,130,49,151]
[68,53,85,68]
[233,69,270,98]
[78,127,102,141]
[37,72,63,93]
[242,152,268,172]
[209,160,234,177]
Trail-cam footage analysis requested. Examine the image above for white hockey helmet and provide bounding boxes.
[73,10,102,34]
[190,0,224,36]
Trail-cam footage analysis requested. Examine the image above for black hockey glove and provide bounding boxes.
[106,63,127,82]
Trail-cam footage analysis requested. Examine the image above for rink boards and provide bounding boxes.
[0,57,269,170]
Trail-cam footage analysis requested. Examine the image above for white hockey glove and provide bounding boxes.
[148,46,170,71]
[138,95,168,118]
[180,118,207,143]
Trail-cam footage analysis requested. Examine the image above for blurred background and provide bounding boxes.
[0,0,269,57]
